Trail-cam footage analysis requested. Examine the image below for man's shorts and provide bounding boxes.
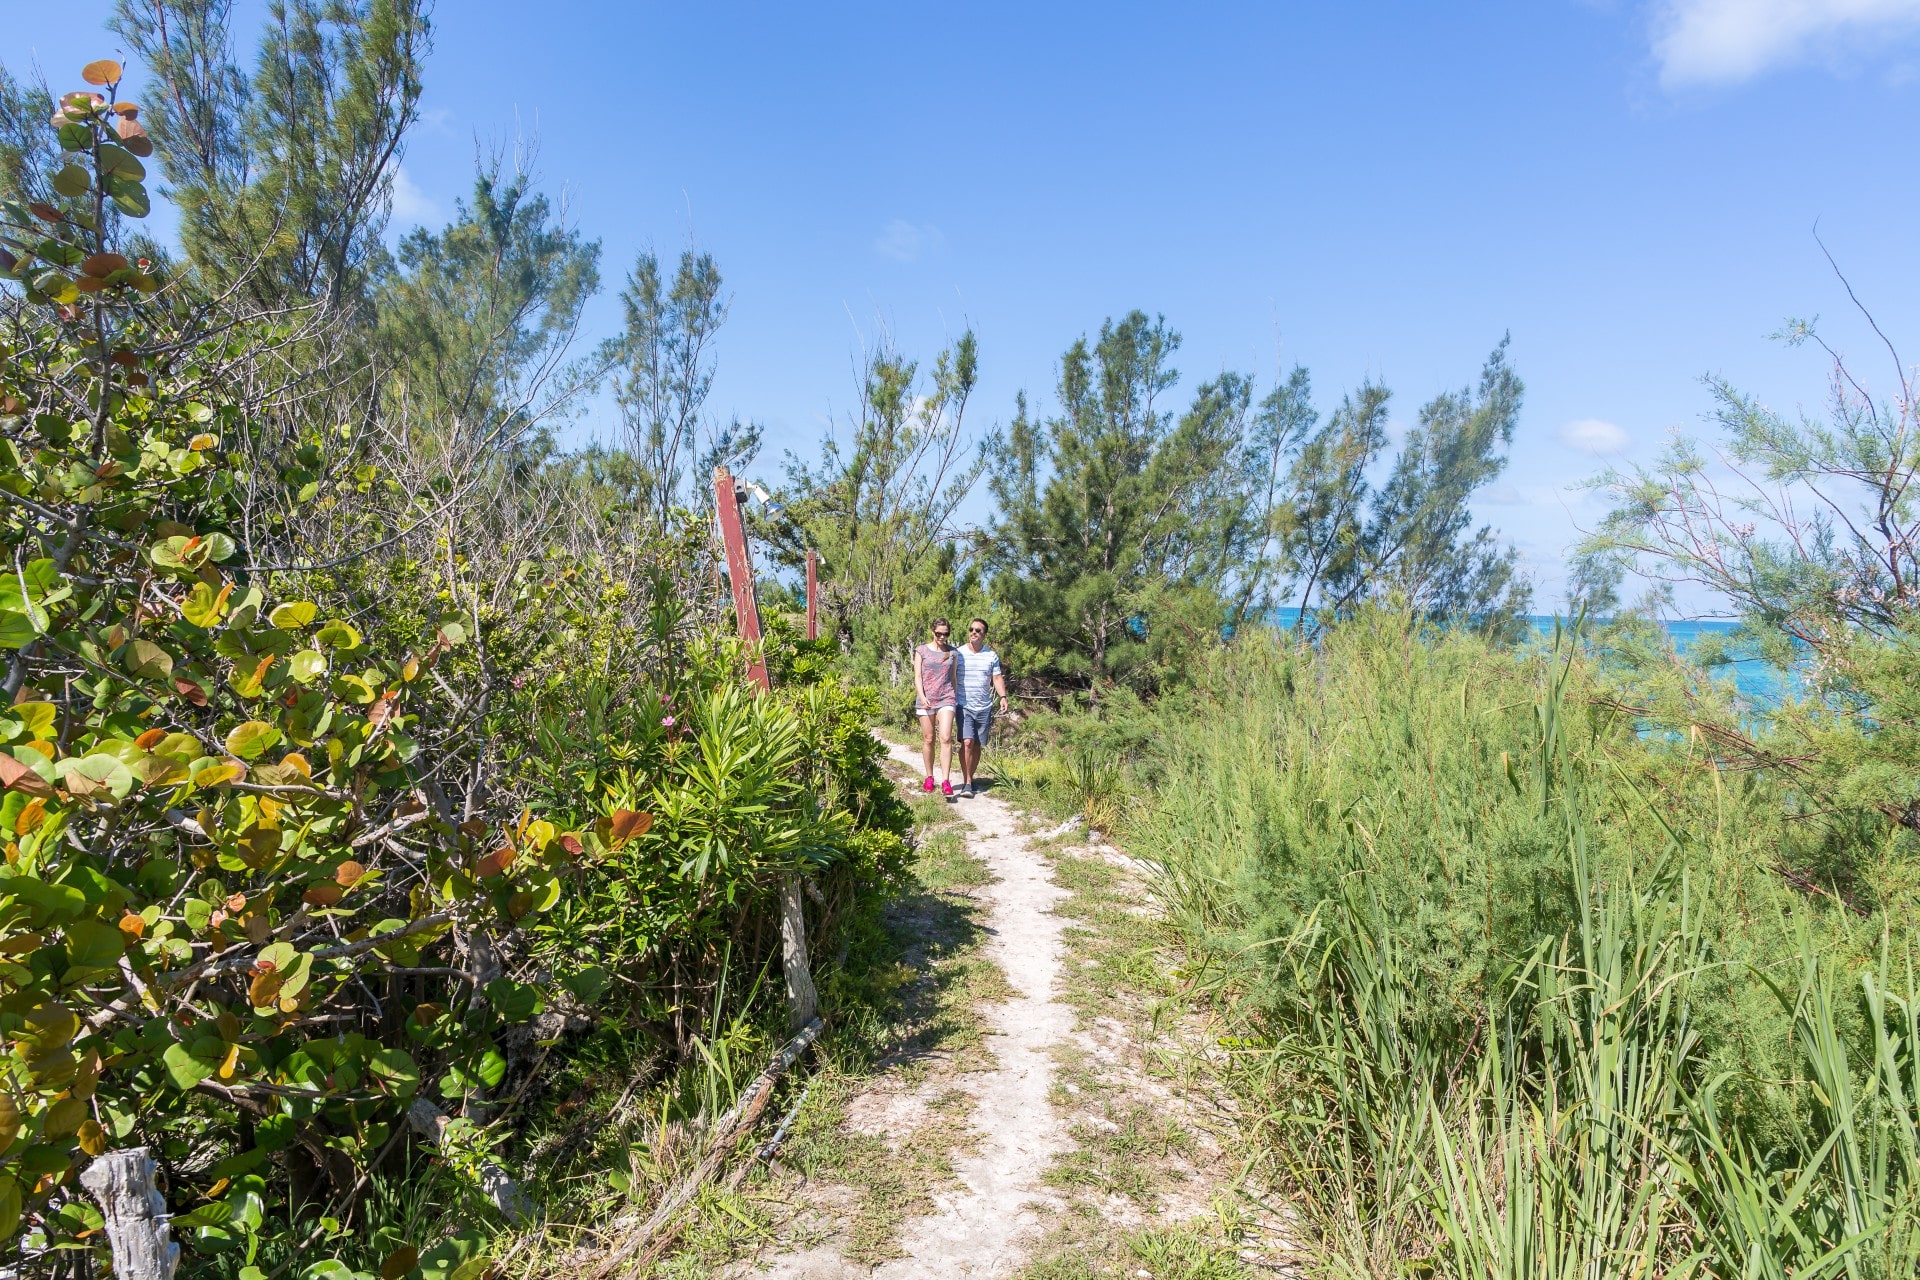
[960,705,994,745]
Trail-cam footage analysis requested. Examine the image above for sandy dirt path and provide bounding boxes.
[755,738,1073,1278]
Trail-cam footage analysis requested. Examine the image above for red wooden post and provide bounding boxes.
[712,465,770,691]
[804,550,819,642]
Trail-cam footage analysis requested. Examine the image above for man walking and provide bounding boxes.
[914,618,959,796]
[955,617,1009,798]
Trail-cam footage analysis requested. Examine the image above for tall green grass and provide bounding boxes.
[1127,613,1920,1277]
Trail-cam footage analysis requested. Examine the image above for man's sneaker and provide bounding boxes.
[942,779,954,797]
[923,776,935,793]
[962,782,976,797]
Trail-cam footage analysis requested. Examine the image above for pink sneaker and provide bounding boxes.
[942,780,954,797]
[923,776,935,793]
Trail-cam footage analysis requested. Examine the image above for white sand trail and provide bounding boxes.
[754,737,1073,1278]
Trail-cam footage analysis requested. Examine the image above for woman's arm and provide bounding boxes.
[913,647,926,705]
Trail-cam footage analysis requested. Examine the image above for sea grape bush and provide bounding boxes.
[0,61,916,1277]
[0,63,616,1272]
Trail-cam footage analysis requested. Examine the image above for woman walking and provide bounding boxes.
[914,618,959,796]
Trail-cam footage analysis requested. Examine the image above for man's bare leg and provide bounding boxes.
[960,738,980,788]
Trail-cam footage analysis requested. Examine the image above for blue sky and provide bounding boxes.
[15,1,1920,611]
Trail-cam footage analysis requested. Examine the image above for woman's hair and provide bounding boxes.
[931,617,950,631]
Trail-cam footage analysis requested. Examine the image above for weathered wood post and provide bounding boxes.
[712,465,770,692]
[81,1149,179,1280]
[804,550,819,642]
[712,466,818,1030]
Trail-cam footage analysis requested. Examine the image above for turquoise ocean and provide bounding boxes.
[1265,610,1785,706]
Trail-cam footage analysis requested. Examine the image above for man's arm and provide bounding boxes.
[993,664,1009,710]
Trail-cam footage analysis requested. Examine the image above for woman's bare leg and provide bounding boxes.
[937,707,956,783]
[920,712,936,779]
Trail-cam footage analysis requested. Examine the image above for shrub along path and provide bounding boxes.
[737,737,1302,1279]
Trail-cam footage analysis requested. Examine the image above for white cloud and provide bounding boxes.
[1652,0,1920,87]
[1558,417,1631,454]
[873,219,946,262]
[388,165,440,228]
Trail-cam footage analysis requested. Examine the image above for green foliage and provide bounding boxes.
[375,160,602,459]
[0,64,912,1277]
[601,248,759,518]
[1256,339,1531,637]
[1583,308,1920,899]
[1127,616,1920,1276]
[0,78,593,1271]
[768,332,985,696]
[984,316,1530,700]
[110,0,432,309]
[988,311,1255,696]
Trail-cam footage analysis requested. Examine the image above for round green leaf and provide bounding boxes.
[269,601,317,629]
[51,166,89,198]
[224,721,282,761]
[315,620,362,650]
[106,179,150,219]
[98,145,144,181]
[124,638,174,680]
[289,649,326,683]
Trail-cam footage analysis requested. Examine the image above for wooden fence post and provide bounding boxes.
[711,466,770,693]
[81,1149,179,1280]
[711,466,817,1029]
[804,550,819,643]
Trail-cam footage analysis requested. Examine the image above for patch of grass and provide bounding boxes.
[1126,1224,1257,1280]
[779,1083,979,1265]
[1044,1096,1195,1206]
[916,823,994,891]
[1009,1209,1256,1280]
[1042,844,1177,1024]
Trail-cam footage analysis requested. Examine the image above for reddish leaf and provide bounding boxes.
[82,60,122,86]
[174,673,208,706]
[0,755,53,799]
[334,860,364,888]
[81,253,128,280]
[558,833,584,856]
[608,810,653,848]
[367,695,394,730]
[248,968,283,1010]
[134,728,166,750]
[475,845,514,878]
[302,884,343,907]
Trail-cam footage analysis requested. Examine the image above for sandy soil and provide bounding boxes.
[751,738,1074,1279]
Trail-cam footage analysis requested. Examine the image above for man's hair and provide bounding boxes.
[931,617,950,631]
[969,618,989,633]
